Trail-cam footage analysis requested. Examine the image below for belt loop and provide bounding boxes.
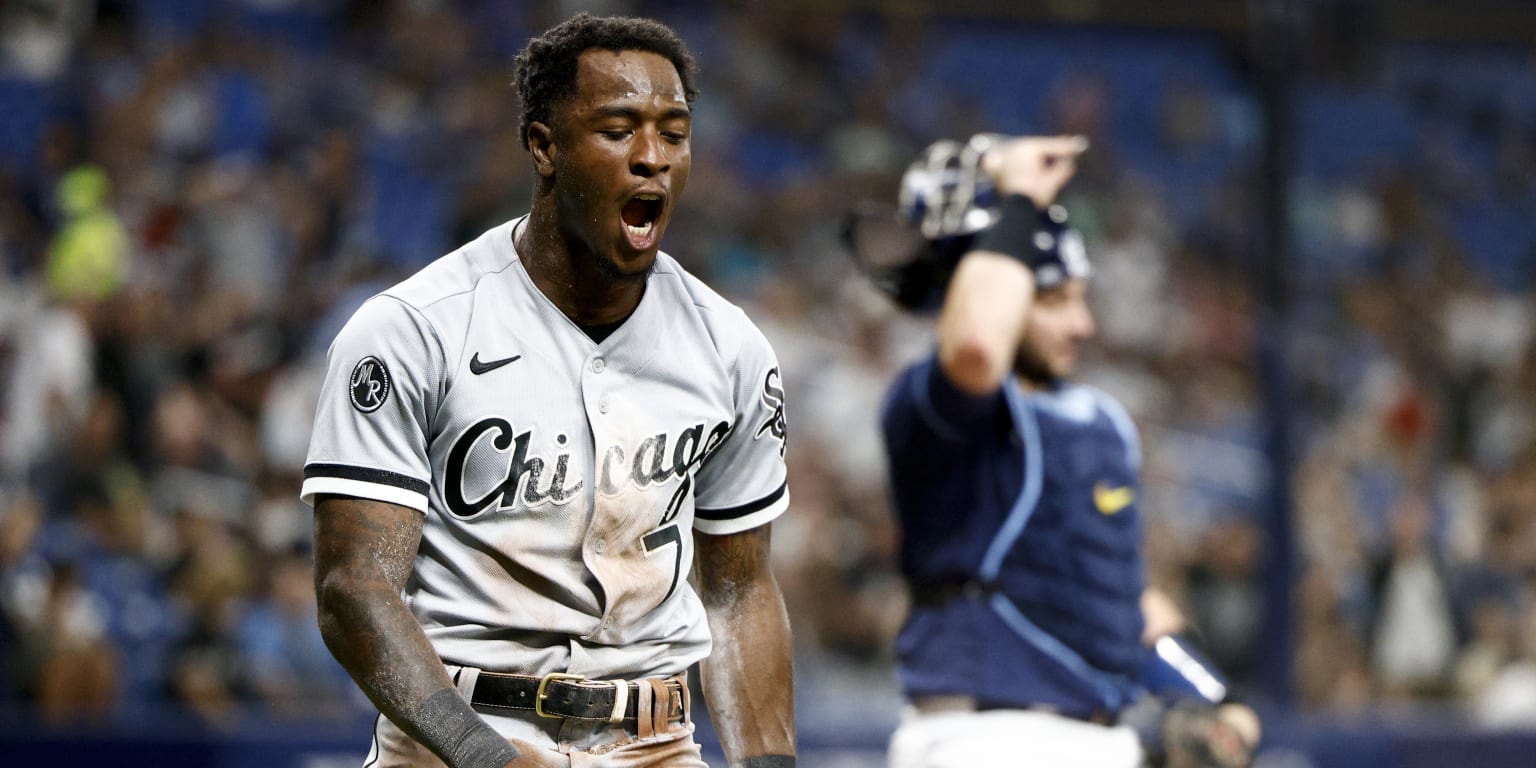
[647,678,669,735]
[608,679,629,723]
[635,678,655,738]
[455,666,481,701]
[678,676,691,723]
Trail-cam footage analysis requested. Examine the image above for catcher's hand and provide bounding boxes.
[980,134,1088,210]
[1159,701,1259,768]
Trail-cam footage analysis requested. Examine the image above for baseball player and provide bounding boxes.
[303,15,794,768]
[871,135,1260,768]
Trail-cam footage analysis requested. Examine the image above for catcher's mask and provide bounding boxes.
[843,134,1091,310]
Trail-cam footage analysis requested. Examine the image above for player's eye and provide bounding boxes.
[659,119,690,144]
[600,129,631,140]
[1034,289,1068,306]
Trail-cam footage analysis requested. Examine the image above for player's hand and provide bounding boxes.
[502,738,567,768]
[981,135,1088,209]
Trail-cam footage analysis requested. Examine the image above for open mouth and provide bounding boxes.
[621,193,663,247]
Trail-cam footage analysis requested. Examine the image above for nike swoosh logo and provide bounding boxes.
[469,353,521,375]
[1093,483,1135,515]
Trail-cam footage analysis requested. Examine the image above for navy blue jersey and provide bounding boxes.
[881,354,1149,717]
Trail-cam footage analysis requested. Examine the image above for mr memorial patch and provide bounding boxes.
[349,355,392,413]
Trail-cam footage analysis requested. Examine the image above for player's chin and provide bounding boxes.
[1050,349,1079,378]
[600,243,659,281]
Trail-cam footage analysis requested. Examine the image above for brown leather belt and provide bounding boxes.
[457,669,688,726]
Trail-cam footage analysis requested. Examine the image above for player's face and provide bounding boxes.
[1015,278,1095,384]
[548,49,691,279]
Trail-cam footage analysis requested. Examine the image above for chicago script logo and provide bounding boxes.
[443,418,733,519]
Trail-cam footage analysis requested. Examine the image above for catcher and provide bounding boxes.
[850,134,1261,768]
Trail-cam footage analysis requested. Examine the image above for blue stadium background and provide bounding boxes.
[2,1,1536,766]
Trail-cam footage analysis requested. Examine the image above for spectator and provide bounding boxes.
[46,165,128,303]
[26,562,118,724]
[1370,492,1458,699]
[235,545,353,717]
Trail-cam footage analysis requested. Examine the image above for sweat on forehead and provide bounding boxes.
[512,13,699,149]
[572,50,687,105]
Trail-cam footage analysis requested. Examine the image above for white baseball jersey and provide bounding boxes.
[301,216,789,680]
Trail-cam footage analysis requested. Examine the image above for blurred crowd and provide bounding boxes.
[1,0,1535,736]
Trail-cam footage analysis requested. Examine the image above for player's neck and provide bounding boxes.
[517,210,646,326]
[1014,373,1063,392]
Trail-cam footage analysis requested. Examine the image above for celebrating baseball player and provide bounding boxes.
[868,135,1260,768]
[302,14,794,768]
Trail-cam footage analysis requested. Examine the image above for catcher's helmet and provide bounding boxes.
[898,133,1007,240]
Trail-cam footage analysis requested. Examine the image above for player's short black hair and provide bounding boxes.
[512,13,699,150]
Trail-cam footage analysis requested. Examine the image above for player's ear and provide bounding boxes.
[528,122,556,178]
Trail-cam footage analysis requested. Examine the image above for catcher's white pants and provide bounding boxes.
[888,705,1144,768]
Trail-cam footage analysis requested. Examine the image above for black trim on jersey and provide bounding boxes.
[695,481,787,521]
[304,463,430,495]
[363,713,383,768]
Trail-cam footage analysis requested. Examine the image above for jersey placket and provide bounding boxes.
[581,350,620,641]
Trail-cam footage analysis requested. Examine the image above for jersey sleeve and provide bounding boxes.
[300,295,444,514]
[691,320,789,535]
[881,351,1004,456]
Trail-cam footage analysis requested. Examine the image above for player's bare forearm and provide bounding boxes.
[695,525,796,768]
[313,496,451,716]
[313,496,527,768]
[936,252,1036,395]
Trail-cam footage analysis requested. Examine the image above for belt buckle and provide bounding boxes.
[535,672,586,719]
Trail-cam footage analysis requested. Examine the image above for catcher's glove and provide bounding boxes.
[1157,701,1257,768]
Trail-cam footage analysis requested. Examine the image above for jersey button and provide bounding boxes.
[593,538,606,554]
[591,357,606,373]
